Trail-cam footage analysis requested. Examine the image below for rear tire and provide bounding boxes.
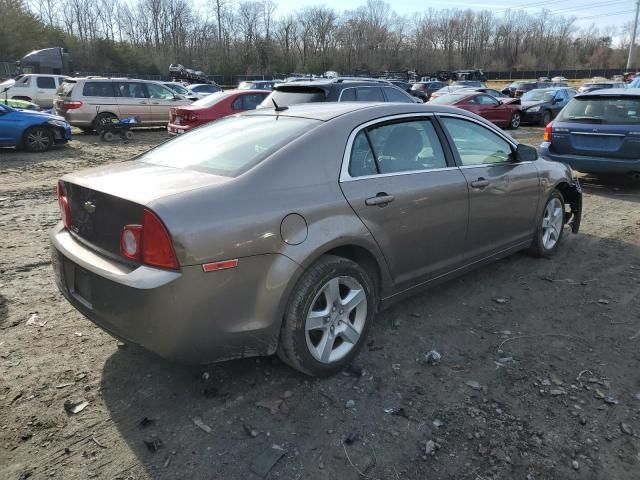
[527,190,565,257]
[277,255,376,376]
[124,130,134,140]
[94,112,117,133]
[540,110,552,126]
[101,131,114,142]
[509,112,521,129]
[23,126,53,152]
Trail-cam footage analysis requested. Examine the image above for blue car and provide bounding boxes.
[540,89,640,175]
[0,103,72,152]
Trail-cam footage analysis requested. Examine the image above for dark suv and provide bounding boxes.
[502,81,568,98]
[410,81,446,101]
[260,78,418,107]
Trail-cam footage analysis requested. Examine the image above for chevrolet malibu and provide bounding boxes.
[51,103,582,376]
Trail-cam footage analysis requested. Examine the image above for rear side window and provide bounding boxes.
[262,87,326,106]
[37,77,56,89]
[339,88,356,101]
[349,119,447,177]
[241,93,267,110]
[383,87,412,103]
[556,97,640,125]
[114,82,148,98]
[356,87,384,102]
[57,81,76,97]
[82,82,115,97]
[139,116,319,177]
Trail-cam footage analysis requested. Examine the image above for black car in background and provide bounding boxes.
[502,80,569,98]
[260,78,419,107]
[387,79,412,93]
[410,81,446,101]
[520,87,576,125]
[238,80,281,90]
[577,81,626,94]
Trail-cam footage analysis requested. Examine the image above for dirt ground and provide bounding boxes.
[1,127,639,480]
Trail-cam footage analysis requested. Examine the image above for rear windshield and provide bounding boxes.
[57,80,75,97]
[165,83,190,95]
[261,87,327,107]
[192,91,228,107]
[139,115,319,177]
[556,97,640,124]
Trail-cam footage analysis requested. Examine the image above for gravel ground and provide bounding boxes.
[1,127,639,480]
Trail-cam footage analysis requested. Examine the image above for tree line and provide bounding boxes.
[0,0,633,78]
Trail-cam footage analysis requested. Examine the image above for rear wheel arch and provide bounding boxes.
[322,244,383,298]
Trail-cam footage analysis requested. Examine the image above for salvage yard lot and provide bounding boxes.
[1,128,639,480]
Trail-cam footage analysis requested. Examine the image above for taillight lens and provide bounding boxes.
[187,113,198,122]
[62,101,83,110]
[56,180,71,229]
[544,122,553,142]
[120,209,179,270]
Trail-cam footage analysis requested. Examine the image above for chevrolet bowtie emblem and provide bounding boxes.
[84,201,96,213]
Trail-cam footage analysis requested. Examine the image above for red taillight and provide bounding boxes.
[120,209,179,270]
[62,100,83,110]
[544,122,553,142]
[56,180,71,229]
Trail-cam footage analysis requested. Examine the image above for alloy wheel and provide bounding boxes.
[26,129,51,152]
[542,197,563,250]
[305,275,367,364]
[511,113,521,129]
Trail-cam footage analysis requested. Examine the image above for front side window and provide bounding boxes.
[441,117,513,166]
[37,77,56,89]
[115,82,148,98]
[140,116,319,177]
[476,94,499,105]
[147,83,175,100]
[348,119,447,177]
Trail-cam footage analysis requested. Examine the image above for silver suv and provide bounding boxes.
[53,77,192,131]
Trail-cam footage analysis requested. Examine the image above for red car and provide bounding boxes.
[167,89,269,134]
[430,91,522,129]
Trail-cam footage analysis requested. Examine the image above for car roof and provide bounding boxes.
[576,88,639,98]
[245,102,462,122]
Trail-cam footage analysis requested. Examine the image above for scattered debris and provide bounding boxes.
[344,363,363,377]
[63,400,88,415]
[345,399,355,409]
[201,371,210,382]
[344,432,359,445]
[410,312,421,318]
[597,299,610,305]
[282,390,294,399]
[572,460,579,470]
[243,425,259,438]
[73,332,83,337]
[549,388,566,396]
[26,313,47,327]
[255,398,289,415]
[91,437,107,449]
[192,417,212,433]
[604,396,619,405]
[383,406,407,417]
[116,341,126,348]
[139,417,154,428]
[424,440,436,455]
[620,423,633,435]
[250,444,286,478]
[494,297,509,304]
[465,380,482,391]
[424,350,442,366]
[432,419,444,428]
[55,382,75,389]
[163,455,172,468]
[144,438,163,452]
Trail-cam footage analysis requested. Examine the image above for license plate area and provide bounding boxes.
[63,259,93,308]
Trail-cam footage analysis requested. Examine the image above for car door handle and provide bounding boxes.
[470,178,490,189]
[138,101,148,104]
[151,102,160,105]
[365,193,395,207]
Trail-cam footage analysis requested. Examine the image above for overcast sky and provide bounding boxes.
[258,0,636,33]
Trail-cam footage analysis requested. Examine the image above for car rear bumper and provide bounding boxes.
[540,143,640,174]
[166,123,194,135]
[50,223,301,364]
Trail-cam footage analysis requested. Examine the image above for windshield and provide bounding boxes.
[556,97,640,124]
[166,83,190,95]
[260,88,327,107]
[192,92,228,107]
[429,94,465,104]
[139,115,320,176]
[522,90,555,102]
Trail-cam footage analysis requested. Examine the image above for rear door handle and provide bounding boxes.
[470,178,490,189]
[365,193,395,207]
[139,101,148,104]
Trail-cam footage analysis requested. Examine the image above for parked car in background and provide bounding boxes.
[0,103,71,152]
[0,74,68,108]
[457,87,507,99]
[168,89,269,134]
[540,89,640,174]
[430,91,522,129]
[520,87,576,125]
[187,83,222,99]
[163,82,198,101]
[552,76,568,83]
[501,80,563,98]
[53,77,192,132]
[0,97,40,110]
[629,77,640,88]
[451,80,487,88]
[50,102,581,376]
[260,79,418,107]
[238,80,281,90]
[386,79,411,92]
[577,81,626,94]
[410,81,446,101]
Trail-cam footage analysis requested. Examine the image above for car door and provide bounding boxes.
[114,81,151,123]
[475,94,504,124]
[0,105,20,145]
[550,89,569,117]
[34,76,57,108]
[147,83,189,124]
[339,115,469,288]
[438,115,540,262]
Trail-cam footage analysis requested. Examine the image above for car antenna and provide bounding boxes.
[272,98,288,112]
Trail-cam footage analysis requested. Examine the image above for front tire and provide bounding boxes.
[527,190,565,257]
[540,110,552,126]
[277,255,376,376]
[509,112,521,129]
[23,126,53,152]
[94,112,117,133]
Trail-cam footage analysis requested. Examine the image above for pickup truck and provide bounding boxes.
[0,74,68,109]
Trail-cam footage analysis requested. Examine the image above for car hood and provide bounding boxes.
[15,109,66,122]
[521,100,547,109]
[62,160,232,205]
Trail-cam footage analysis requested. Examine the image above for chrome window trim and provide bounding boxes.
[337,86,383,102]
[340,112,455,182]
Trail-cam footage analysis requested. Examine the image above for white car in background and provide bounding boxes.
[187,83,222,99]
[0,74,68,108]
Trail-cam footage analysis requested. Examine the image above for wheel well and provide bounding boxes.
[555,182,577,204]
[12,96,32,102]
[323,245,382,296]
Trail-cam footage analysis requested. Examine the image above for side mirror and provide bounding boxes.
[516,144,538,162]
[173,94,185,100]
[552,97,561,104]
